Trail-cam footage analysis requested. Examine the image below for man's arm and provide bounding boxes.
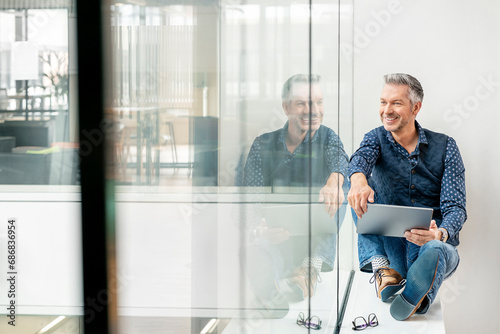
[320,129,349,217]
[439,137,467,244]
[319,172,345,217]
[347,130,380,218]
[347,172,375,218]
[243,138,265,187]
[242,138,266,233]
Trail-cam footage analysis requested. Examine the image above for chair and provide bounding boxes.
[160,120,178,165]
[115,121,136,181]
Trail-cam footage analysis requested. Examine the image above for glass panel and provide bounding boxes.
[0,7,78,185]
[0,2,82,334]
[108,0,354,333]
[337,0,355,323]
[221,1,351,331]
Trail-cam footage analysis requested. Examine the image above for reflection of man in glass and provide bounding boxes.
[243,74,349,317]
[348,73,466,320]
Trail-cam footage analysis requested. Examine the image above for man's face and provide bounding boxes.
[283,83,324,135]
[379,84,419,134]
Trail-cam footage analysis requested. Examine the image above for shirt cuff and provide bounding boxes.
[348,166,367,179]
[438,221,458,244]
[328,167,348,180]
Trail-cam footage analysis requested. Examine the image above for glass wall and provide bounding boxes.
[0,1,82,333]
[108,0,355,333]
[0,0,355,333]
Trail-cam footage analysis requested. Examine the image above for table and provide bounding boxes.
[113,106,160,185]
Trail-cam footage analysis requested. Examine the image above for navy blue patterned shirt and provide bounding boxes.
[348,121,466,245]
[244,122,349,188]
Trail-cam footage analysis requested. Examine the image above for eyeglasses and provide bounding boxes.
[352,313,378,331]
[296,312,322,330]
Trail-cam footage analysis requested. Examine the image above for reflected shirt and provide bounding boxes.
[348,121,466,246]
[244,122,349,188]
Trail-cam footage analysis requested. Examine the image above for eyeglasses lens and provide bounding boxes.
[353,317,368,330]
[368,313,378,327]
[296,313,321,330]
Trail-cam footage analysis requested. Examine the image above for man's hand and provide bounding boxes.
[319,173,345,217]
[254,218,290,245]
[404,220,441,246]
[347,172,375,218]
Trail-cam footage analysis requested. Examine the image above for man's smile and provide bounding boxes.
[384,115,399,124]
[300,115,320,122]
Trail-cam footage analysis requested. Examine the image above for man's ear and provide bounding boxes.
[412,101,422,116]
[282,101,289,115]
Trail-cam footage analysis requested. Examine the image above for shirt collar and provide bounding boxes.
[278,121,320,150]
[385,120,428,146]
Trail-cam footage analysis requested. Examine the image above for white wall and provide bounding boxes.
[0,190,83,316]
[352,0,500,332]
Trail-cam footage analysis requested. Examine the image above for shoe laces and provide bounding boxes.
[293,266,323,287]
[369,267,395,293]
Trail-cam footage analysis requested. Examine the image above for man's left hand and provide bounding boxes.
[404,220,442,246]
[319,173,345,218]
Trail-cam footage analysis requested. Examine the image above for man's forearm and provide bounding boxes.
[326,172,344,187]
[350,172,368,187]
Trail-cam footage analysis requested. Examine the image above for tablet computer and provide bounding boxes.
[356,204,433,237]
[263,203,338,236]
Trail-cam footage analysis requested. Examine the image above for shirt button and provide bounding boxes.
[411,185,416,189]
[411,169,416,174]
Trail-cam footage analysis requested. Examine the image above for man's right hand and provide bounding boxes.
[347,173,375,219]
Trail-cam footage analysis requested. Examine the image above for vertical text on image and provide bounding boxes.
[6,218,18,327]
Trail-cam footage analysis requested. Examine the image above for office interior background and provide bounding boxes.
[0,0,498,333]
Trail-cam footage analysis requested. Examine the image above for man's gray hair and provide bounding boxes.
[281,74,321,104]
[384,73,424,106]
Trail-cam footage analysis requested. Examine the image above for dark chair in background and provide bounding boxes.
[0,120,55,147]
[0,120,79,185]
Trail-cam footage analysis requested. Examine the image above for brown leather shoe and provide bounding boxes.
[370,267,405,302]
[286,266,322,300]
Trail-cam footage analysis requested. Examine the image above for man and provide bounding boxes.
[348,73,466,320]
[243,74,349,317]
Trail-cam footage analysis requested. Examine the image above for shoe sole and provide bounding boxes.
[390,250,439,321]
[379,279,406,302]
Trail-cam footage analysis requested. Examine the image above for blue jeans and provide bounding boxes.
[244,232,339,301]
[357,232,460,312]
[244,202,347,300]
[246,221,341,275]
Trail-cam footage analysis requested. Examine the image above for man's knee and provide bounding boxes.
[422,239,444,251]
[420,240,449,259]
[420,240,459,270]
